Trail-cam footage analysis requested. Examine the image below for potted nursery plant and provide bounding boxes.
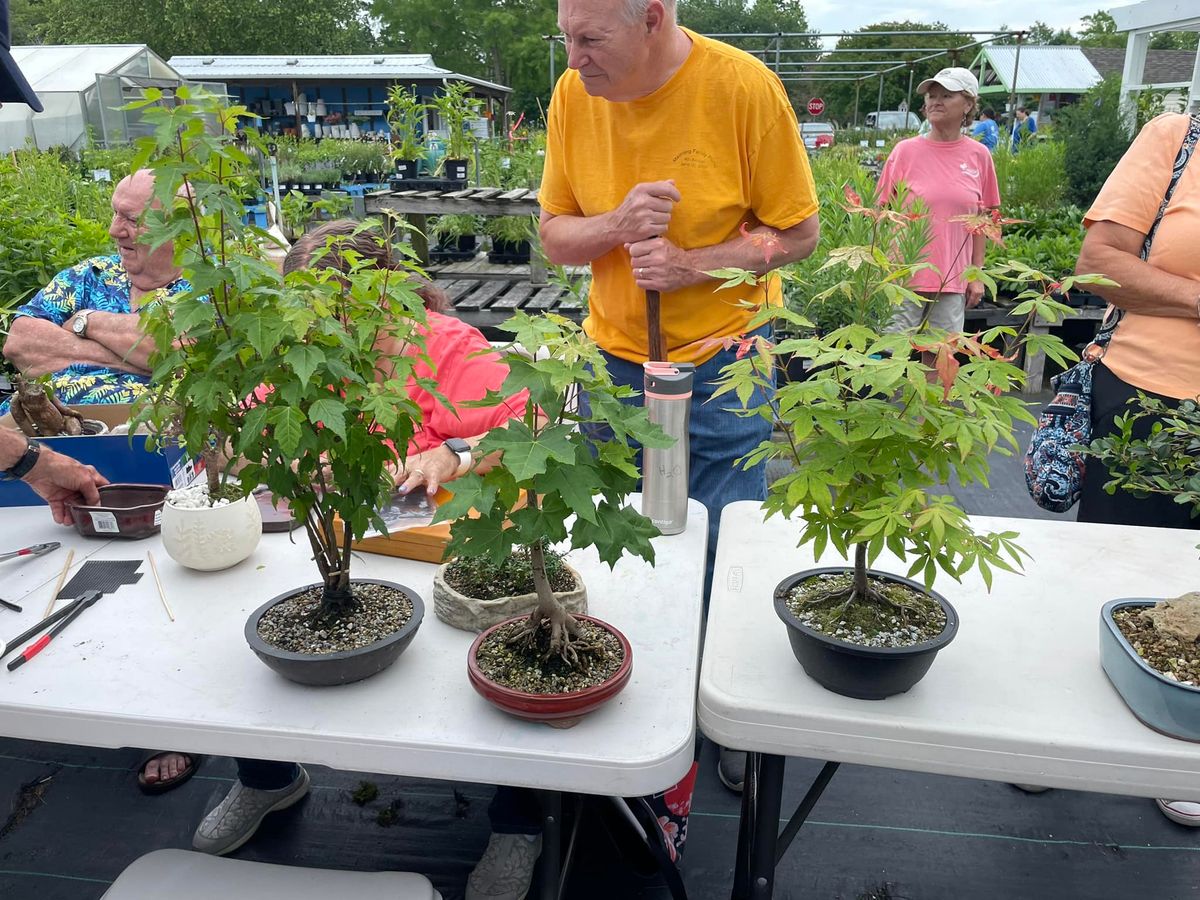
[431,81,481,184]
[1086,396,1200,740]
[430,213,481,261]
[129,86,434,686]
[386,84,426,182]
[431,311,671,723]
[714,187,1098,700]
[486,214,535,264]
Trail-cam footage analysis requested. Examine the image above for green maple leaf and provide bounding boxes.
[267,406,305,455]
[285,345,325,385]
[446,509,516,565]
[571,501,659,567]
[534,464,600,524]
[309,397,348,441]
[483,422,575,482]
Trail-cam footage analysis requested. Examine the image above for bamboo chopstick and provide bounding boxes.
[146,551,174,622]
[43,549,75,617]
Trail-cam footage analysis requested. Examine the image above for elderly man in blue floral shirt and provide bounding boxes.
[1,168,188,414]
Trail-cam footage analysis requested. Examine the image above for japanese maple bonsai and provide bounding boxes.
[715,187,1100,699]
[129,87,434,685]
[431,311,670,721]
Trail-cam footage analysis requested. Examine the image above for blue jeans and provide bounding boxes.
[235,758,300,790]
[579,326,775,601]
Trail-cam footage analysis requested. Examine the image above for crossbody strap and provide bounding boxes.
[1091,113,1200,352]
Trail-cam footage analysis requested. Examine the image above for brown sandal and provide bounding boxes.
[136,751,202,795]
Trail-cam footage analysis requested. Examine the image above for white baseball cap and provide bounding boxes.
[916,67,979,99]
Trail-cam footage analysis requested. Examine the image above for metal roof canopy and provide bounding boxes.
[1110,0,1200,121]
[542,29,1027,126]
[970,45,1104,94]
[168,54,511,95]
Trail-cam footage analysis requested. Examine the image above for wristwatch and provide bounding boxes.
[2,437,41,481]
[443,438,472,477]
[71,309,94,338]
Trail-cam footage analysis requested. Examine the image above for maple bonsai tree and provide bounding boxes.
[129,87,432,617]
[433,312,670,666]
[715,185,1109,623]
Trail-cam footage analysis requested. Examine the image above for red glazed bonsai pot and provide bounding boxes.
[467,613,633,723]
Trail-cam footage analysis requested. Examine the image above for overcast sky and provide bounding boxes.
[802,0,1120,40]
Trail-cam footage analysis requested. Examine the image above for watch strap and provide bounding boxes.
[4,437,41,480]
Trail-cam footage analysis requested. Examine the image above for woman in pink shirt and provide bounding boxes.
[877,67,1000,335]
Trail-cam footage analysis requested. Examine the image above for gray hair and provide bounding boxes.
[619,0,676,25]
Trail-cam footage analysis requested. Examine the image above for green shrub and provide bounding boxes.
[1055,75,1134,207]
[992,140,1066,210]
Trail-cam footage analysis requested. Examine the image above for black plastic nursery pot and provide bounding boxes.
[487,239,531,265]
[393,159,418,181]
[443,158,469,182]
[774,567,959,700]
[245,579,424,686]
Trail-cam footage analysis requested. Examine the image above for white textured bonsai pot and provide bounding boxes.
[432,561,588,633]
[161,494,263,571]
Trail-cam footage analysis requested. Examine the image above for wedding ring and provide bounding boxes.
[637,267,644,277]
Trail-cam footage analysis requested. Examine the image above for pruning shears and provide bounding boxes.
[0,542,60,564]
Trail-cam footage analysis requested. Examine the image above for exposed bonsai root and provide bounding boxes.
[504,608,602,671]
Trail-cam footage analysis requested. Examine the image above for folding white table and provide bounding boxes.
[699,500,1200,900]
[1,499,707,899]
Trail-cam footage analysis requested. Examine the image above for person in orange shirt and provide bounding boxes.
[1069,112,1200,827]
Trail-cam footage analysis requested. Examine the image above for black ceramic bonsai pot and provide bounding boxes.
[774,567,958,700]
[245,579,424,686]
[1100,598,1200,742]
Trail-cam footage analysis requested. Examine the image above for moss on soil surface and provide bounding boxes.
[476,619,622,693]
[444,549,576,601]
[258,582,414,654]
[1114,607,1200,687]
[785,571,947,648]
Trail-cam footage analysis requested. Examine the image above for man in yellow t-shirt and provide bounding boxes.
[537,0,818,588]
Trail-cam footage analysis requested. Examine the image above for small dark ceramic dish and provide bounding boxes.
[68,484,169,539]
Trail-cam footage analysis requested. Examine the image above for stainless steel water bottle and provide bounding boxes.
[641,361,694,535]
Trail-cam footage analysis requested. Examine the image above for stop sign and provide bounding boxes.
[807,97,825,116]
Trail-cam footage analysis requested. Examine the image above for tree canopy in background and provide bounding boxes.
[11,0,375,58]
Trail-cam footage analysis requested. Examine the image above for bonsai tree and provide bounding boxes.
[1086,395,1200,522]
[714,186,1109,626]
[128,87,433,616]
[430,81,482,161]
[432,311,670,665]
[386,85,426,162]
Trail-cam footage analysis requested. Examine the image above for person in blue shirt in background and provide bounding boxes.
[971,106,999,150]
[1011,106,1038,151]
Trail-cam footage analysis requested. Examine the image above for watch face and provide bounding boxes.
[444,438,470,453]
[73,317,85,334]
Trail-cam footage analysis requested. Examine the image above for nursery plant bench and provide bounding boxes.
[699,501,1200,900]
[364,187,542,270]
[0,499,708,900]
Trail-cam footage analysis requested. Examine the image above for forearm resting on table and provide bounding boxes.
[1077,221,1200,319]
[2,317,138,375]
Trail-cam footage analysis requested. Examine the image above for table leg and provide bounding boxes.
[539,789,563,900]
[407,212,429,268]
[731,753,785,900]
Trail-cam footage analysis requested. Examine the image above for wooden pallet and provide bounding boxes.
[440,277,583,337]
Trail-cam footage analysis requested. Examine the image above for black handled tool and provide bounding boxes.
[7,591,102,671]
[0,598,22,613]
[0,593,93,661]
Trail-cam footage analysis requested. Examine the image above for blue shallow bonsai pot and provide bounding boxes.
[1100,598,1200,743]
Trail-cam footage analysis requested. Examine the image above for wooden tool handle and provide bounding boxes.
[646,290,666,362]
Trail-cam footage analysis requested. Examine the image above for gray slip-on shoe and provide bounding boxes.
[192,766,310,856]
[718,746,746,794]
[466,831,543,900]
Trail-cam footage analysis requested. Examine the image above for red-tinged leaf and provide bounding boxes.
[843,183,863,207]
[739,222,784,265]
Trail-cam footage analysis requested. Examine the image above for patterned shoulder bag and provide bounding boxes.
[1024,114,1200,512]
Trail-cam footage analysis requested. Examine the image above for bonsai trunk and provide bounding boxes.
[852,543,870,600]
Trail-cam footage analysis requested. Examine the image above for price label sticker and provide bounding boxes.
[89,511,119,534]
